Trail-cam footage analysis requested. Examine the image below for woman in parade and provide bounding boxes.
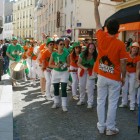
[119,42,140,111]
[49,38,70,112]
[69,42,81,100]
[36,42,46,95]
[41,38,55,100]
[26,40,37,86]
[77,43,97,108]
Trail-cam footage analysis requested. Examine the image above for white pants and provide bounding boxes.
[97,75,121,131]
[44,68,54,97]
[136,87,140,105]
[122,72,136,108]
[27,58,37,79]
[9,60,15,76]
[36,63,45,78]
[78,69,95,105]
[70,66,78,96]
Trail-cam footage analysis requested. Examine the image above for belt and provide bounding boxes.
[69,69,77,72]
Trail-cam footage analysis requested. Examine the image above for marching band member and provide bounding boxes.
[77,43,97,108]
[49,39,70,112]
[69,42,81,100]
[22,39,30,80]
[41,38,55,100]
[26,40,37,86]
[6,37,24,86]
[119,42,140,111]
[36,43,46,95]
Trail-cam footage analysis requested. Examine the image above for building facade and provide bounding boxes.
[13,0,37,40]
[3,0,14,39]
[34,0,123,41]
[0,0,5,39]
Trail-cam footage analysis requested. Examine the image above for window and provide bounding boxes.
[65,0,67,7]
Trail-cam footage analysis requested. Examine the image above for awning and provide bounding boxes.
[119,22,140,31]
[104,4,140,31]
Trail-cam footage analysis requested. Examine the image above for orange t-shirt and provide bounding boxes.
[39,43,46,51]
[70,53,79,68]
[40,49,52,68]
[126,53,140,73]
[22,45,29,59]
[27,47,37,60]
[93,29,127,81]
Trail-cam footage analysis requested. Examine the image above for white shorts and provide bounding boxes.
[51,70,69,83]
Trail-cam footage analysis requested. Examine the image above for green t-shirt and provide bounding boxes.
[79,53,94,68]
[6,44,24,62]
[63,47,70,54]
[52,50,69,71]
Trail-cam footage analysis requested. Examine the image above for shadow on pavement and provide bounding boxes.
[12,80,140,140]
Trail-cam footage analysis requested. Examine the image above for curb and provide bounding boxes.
[0,74,13,140]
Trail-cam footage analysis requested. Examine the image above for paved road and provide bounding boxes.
[13,80,140,140]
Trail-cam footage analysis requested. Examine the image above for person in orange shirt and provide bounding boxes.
[41,38,55,100]
[22,39,30,60]
[119,42,140,110]
[26,41,37,85]
[36,44,46,95]
[94,0,127,136]
[69,42,81,100]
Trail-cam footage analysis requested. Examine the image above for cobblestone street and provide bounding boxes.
[12,80,140,140]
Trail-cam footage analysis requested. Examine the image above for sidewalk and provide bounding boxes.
[0,74,13,140]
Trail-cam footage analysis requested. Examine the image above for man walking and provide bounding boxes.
[93,0,127,135]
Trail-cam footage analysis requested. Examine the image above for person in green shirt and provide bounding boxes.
[6,37,24,86]
[49,38,70,112]
[77,43,97,109]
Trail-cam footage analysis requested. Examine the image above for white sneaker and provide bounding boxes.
[72,95,79,100]
[119,104,127,108]
[33,80,36,86]
[130,107,135,111]
[77,101,85,106]
[87,104,93,109]
[51,103,60,109]
[46,96,54,101]
[62,106,68,112]
[106,128,119,136]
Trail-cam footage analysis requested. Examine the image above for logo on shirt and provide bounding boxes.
[99,56,114,74]
[127,62,136,68]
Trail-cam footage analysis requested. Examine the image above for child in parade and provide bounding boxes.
[49,39,70,112]
[69,42,81,100]
[119,42,140,111]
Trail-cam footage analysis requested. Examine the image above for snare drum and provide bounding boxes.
[10,62,25,80]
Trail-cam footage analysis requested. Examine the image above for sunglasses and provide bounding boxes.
[49,43,54,46]
[59,43,64,46]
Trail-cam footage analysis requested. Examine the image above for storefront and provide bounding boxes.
[78,29,96,41]
[105,4,140,43]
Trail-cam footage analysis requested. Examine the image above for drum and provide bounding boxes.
[10,62,25,81]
